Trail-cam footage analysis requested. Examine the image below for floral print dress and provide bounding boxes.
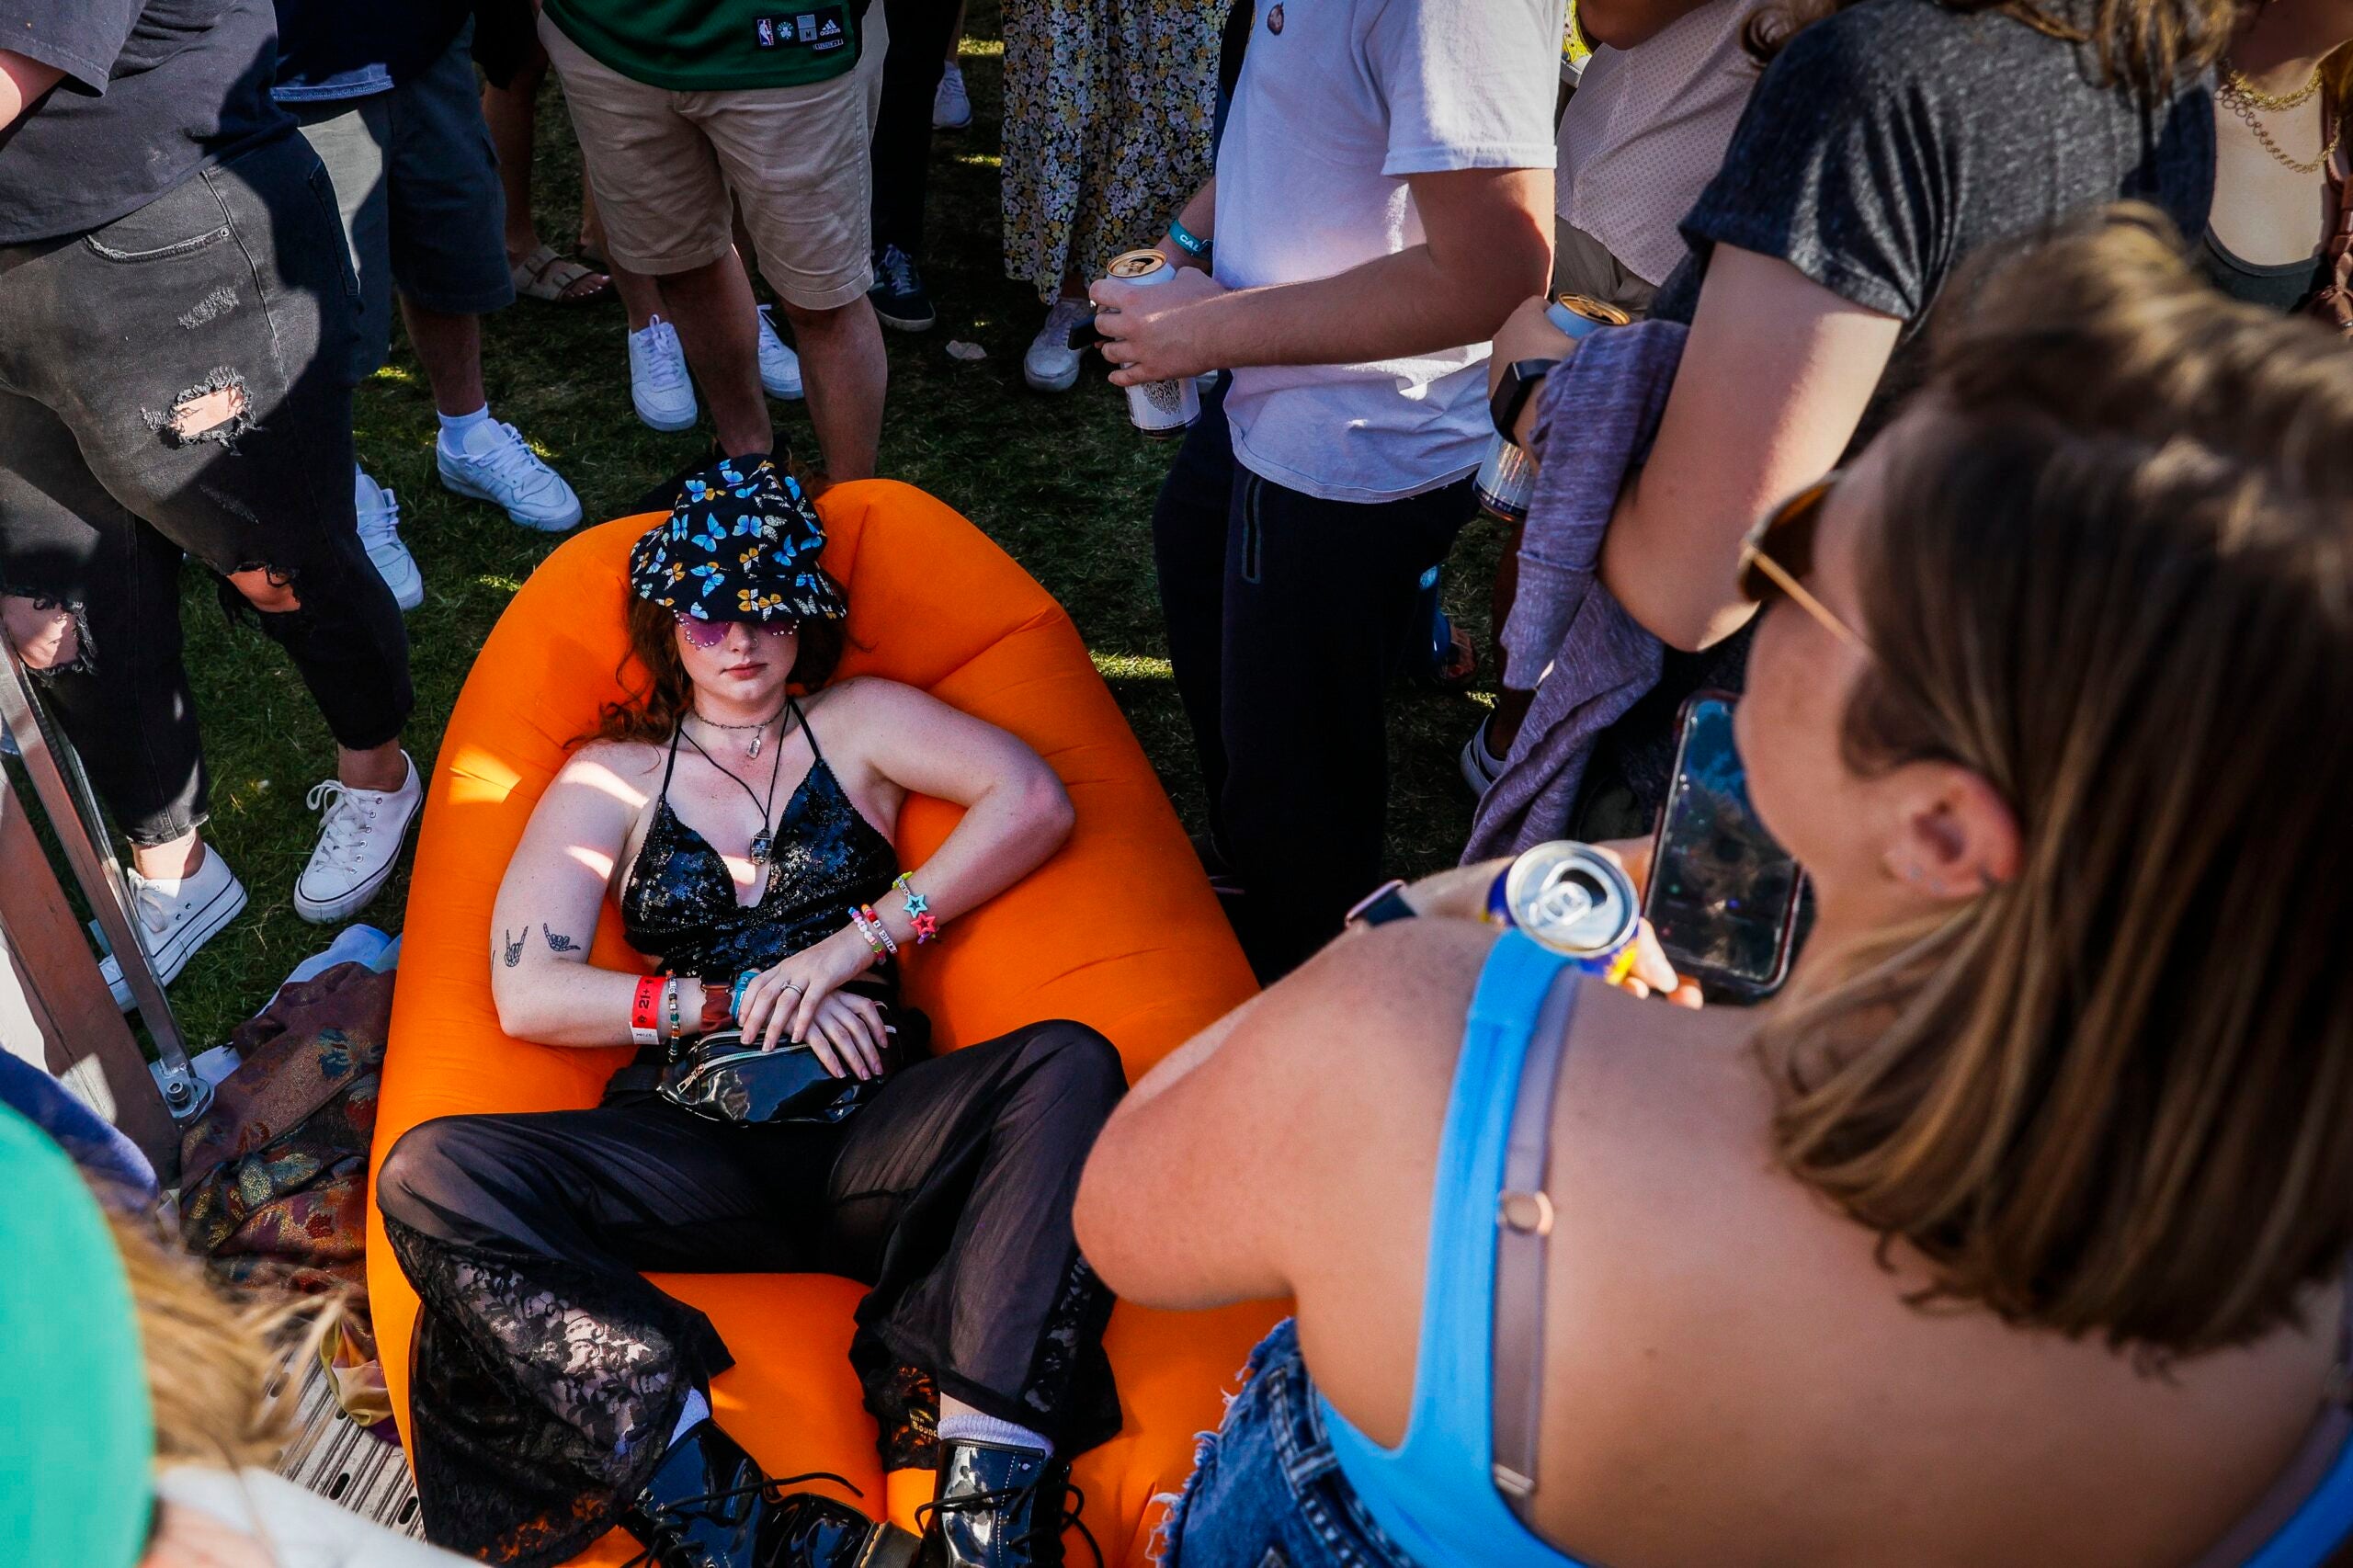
[1000,0,1224,302]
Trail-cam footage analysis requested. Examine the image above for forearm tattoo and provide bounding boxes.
[501,928,524,968]
[542,924,581,955]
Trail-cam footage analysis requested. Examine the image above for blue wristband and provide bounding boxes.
[1167,218,1210,259]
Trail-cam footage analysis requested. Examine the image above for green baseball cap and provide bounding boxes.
[0,1102,153,1568]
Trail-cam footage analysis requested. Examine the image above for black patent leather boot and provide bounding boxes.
[620,1419,922,1568]
[921,1439,1096,1568]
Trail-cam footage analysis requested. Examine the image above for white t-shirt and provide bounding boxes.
[1213,0,1563,504]
[154,1467,468,1567]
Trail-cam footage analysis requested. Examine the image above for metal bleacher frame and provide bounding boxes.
[0,635,211,1184]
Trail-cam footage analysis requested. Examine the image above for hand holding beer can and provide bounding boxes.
[1484,840,1642,978]
[1100,249,1202,440]
[1472,294,1632,523]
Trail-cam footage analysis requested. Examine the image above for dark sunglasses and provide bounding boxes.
[1737,472,1870,653]
[675,614,798,651]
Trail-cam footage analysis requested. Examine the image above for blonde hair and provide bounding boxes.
[1763,209,2353,1357]
[108,1209,342,1471]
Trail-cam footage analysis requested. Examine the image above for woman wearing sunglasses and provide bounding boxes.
[1076,212,2353,1568]
[375,458,1123,1568]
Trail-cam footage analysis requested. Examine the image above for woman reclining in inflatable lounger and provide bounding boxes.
[377,460,1121,1568]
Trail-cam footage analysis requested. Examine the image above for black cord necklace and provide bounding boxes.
[680,702,794,865]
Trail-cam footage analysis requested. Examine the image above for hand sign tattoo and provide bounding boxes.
[543,925,581,955]
[501,928,524,968]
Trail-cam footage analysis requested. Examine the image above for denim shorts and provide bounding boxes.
[292,21,513,381]
[1157,1321,1420,1568]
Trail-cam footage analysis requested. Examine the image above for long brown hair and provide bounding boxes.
[584,593,847,747]
[1763,209,2353,1357]
[1744,0,2239,97]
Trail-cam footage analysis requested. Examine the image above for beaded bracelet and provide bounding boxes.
[665,977,684,1042]
[893,873,939,944]
[731,970,758,1020]
[849,906,895,963]
[858,903,900,958]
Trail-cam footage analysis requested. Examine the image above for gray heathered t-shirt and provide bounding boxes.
[1581,0,2216,834]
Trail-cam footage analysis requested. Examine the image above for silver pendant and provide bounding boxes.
[750,831,774,865]
[748,732,763,759]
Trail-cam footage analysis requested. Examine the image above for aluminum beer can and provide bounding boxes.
[1105,249,1201,439]
[1503,841,1640,968]
[1472,293,1634,524]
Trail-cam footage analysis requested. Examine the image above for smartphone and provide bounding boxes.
[1643,692,1806,1002]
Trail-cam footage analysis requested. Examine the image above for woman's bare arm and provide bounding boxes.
[1598,246,1902,652]
[487,744,659,1046]
[735,678,1077,1049]
[1075,921,1493,1311]
[823,677,1074,949]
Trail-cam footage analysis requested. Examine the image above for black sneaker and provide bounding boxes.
[870,244,937,334]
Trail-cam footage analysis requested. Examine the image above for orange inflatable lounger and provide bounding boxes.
[367,480,1275,1566]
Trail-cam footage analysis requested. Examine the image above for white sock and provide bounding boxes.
[667,1386,711,1449]
[936,1410,1052,1459]
[437,404,491,454]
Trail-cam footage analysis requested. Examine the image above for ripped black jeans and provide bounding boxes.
[0,131,410,846]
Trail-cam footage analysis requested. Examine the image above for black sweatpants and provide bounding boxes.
[869,0,964,256]
[1153,375,1472,980]
[377,1019,1125,1567]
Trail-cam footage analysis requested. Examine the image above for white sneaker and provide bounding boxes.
[756,305,804,401]
[100,850,249,1012]
[629,315,699,433]
[354,466,423,611]
[1024,297,1093,392]
[294,752,422,924]
[933,61,973,130]
[1461,716,1509,797]
[438,418,584,532]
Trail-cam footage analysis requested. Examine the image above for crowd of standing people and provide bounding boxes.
[6,0,2353,1566]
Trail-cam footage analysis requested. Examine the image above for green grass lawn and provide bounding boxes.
[119,1,1508,1047]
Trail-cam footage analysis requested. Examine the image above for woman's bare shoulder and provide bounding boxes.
[545,739,665,815]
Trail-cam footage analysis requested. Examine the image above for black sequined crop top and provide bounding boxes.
[619,695,900,988]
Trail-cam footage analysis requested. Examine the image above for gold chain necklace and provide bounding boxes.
[2219,78,2343,176]
[2222,57,2325,113]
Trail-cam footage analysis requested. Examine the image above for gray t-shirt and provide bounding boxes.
[1586,0,2215,831]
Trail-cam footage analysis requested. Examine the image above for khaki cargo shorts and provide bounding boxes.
[540,9,886,310]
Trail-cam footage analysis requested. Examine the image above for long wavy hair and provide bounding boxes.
[1759,209,2353,1358]
[584,593,848,748]
[1744,0,2240,97]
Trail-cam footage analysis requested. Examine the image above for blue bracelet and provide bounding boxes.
[1167,218,1210,259]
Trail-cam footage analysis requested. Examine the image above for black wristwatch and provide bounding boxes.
[1344,879,1417,929]
[1488,358,1559,442]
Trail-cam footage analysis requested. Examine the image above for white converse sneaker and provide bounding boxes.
[294,752,422,925]
[438,418,584,532]
[756,305,804,401]
[629,315,699,433]
[355,466,423,611]
[99,849,249,1012]
[933,60,972,130]
[1024,297,1094,392]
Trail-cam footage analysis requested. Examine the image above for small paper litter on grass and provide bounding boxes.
[945,340,987,361]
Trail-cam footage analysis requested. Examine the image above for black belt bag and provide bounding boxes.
[656,994,926,1126]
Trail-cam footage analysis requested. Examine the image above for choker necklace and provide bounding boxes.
[688,701,789,758]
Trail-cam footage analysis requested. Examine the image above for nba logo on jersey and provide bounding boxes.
[755,16,776,45]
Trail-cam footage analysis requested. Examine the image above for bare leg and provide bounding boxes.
[658,252,771,456]
[585,203,665,333]
[778,294,886,481]
[483,48,550,262]
[399,298,488,418]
